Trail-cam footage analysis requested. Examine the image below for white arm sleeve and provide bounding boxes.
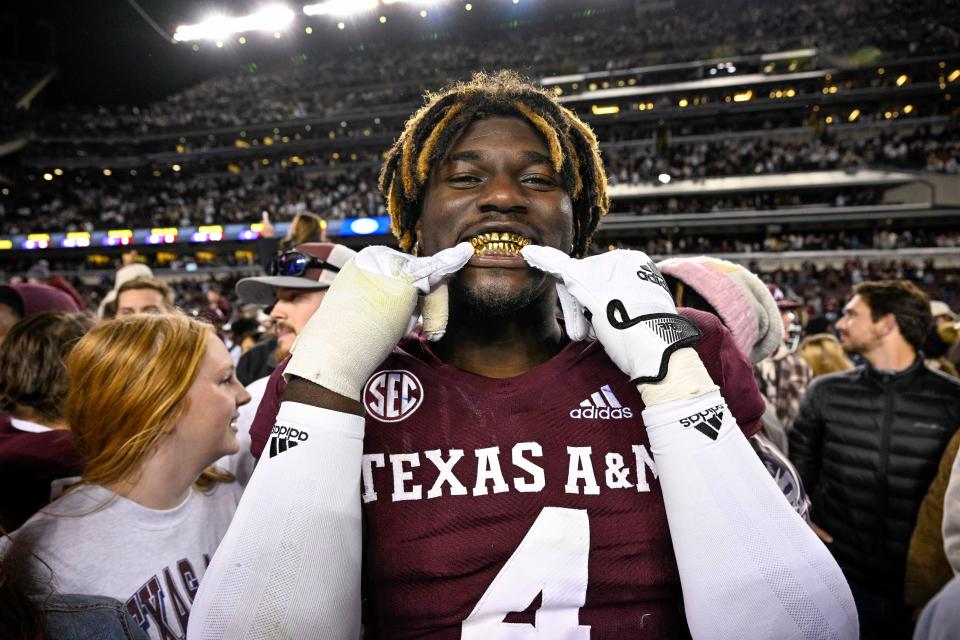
[644,389,858,640]
[188,401,364,640]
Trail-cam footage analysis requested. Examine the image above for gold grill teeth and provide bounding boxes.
[470,232,532,256]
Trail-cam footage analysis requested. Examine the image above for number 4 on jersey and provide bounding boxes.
[462,507,591,639]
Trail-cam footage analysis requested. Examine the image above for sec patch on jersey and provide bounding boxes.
[364,369,425,422]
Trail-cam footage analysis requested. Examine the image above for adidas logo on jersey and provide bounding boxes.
[570,385,634,419]
[679,403,726,440]
[269,425,309,458]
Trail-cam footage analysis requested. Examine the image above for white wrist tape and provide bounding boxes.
[285,260,418,401]
[637,347,717,407]
[421,284,449,342]
[188,402,365,639]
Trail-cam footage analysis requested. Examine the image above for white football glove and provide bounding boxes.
[285,243,473,400]
[521,245,702,384]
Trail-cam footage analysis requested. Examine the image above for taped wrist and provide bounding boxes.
[285,260,418,401]
[421,284,449,342]
[637,347,716,407]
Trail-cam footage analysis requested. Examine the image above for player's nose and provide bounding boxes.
[477,173,528,215]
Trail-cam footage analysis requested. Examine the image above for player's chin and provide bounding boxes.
[460,263,542,291]
[451,270,547,318]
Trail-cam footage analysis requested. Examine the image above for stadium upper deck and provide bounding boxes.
[0,0,957,270]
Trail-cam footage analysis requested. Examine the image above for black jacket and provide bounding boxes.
[789,356,960,599]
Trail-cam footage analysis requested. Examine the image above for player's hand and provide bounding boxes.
[285,243,472,400]
[352,246,474,343]
[352,244,473,295]
[521,246,701,383]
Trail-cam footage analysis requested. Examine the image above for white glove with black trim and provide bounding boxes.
[521,246,702,384]
[285,243,473,400]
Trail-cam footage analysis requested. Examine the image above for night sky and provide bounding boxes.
[2,1,284,106]
[2,0,585,108]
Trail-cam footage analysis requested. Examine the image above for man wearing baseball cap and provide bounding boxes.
[230,242,356,476]
[756,284,813,432]
[0,283,81,344]
[235,242,356,386]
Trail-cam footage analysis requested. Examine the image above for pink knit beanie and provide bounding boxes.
[657,256,783,363]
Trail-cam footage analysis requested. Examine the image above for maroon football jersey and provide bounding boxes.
[0,414,85,531]
[248,309,763,637]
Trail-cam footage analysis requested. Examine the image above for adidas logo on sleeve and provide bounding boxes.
[678,403,726,440]
[269,425,310,458]
[570,385,634,420]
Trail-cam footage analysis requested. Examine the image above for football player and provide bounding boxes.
[190,72,857,639]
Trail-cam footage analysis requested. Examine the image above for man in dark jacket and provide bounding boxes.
[790,280,960,640]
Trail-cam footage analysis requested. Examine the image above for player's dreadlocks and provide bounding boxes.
[379,70,610,258]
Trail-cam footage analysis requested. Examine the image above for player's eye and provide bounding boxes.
[523,174,557,187]
[449,174,481,185]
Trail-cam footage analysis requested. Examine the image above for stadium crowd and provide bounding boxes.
[620,229,960,256]
[606,126,960,185]
[6,123,958,234]
[621,187,887,215]
[32,0,959,136]
[2,0,960,637]
[0,165,384,234]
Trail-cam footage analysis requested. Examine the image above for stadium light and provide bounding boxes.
[173,4,295,42]
[382,0,449,6]
[304,0,377,16]
[591,104,620,115]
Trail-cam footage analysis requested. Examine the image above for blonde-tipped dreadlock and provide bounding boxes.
[379,70,610,258]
